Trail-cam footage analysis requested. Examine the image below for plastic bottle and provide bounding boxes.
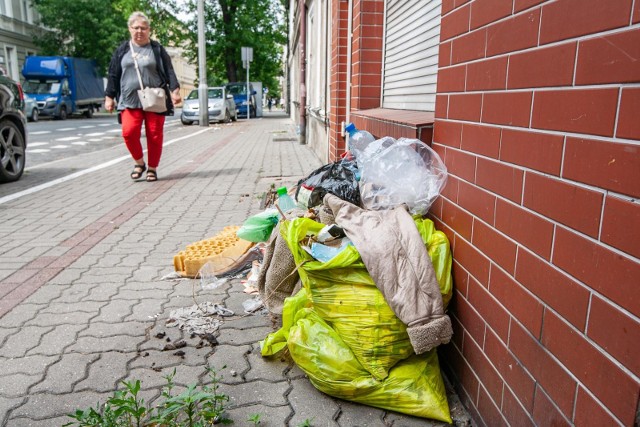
[345,122,375,159]
[276,186,296,216]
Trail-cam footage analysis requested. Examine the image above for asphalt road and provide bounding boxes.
[24,111,183,168]
[0,109,230,200]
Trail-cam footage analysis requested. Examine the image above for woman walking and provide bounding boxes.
[104,11,182,182]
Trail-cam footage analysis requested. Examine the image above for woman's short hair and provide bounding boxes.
[128,11,150,28]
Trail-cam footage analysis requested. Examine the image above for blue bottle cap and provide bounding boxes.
[345,123,356,134]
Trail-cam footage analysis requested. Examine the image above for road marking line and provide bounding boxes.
[28,142,49,147]
[57,128,75,131]
[0,128,212,206]
[55,136,81,141]
[29,131,51,135]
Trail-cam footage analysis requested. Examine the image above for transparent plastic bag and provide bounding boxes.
[198,262,228,290]
[358,138,447,215]
[352,136,396,164]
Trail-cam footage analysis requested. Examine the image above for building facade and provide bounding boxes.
[0,0,41,80]
[289,0,640,425]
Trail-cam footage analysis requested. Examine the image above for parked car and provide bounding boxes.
[180,87,237,125]
[23,94,39,122]
[225,82,256,118]
[0,73,27,183]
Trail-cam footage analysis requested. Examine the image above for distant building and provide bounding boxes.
[164,44,196,100]
[0,0,44,81]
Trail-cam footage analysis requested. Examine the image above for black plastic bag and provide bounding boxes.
[295,159,361,208]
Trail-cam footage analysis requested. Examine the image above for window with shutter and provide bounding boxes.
[382,0,442,111]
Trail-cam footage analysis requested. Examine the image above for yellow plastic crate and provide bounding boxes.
[173,225,254,278]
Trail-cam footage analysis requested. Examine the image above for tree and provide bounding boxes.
[179,0,286,91]
[30,0,184,74]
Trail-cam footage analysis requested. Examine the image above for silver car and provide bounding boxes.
[23,94,39,122]
[180,87,237,125]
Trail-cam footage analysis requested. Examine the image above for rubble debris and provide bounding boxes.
[162,340,187,351]
[202,333,218,346]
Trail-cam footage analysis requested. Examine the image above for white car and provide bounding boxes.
[180,87,237,125]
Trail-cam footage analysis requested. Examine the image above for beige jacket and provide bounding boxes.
[323,194,452,354]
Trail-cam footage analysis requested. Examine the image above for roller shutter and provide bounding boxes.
[382,0,442,111]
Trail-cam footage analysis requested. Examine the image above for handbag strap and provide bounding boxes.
[130,41,145,90]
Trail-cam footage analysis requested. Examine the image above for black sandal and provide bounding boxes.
[146,169,158,182]
[131,163,146,180]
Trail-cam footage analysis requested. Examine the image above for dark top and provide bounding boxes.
[105,40,180,115]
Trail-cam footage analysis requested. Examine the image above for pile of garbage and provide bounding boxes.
[255,127,451,422]
[174,125,453,422]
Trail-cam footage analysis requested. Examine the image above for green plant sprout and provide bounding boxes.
[247,412,262,425]
[64,366,231,427]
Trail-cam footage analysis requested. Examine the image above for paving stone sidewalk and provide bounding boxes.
[0,112,469,427]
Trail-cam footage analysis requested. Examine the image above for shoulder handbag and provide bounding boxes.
[130,41,167,113]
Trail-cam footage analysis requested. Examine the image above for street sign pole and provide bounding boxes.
[241,47,253,119]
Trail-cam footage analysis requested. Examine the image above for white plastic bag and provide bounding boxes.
[358,138,447,215]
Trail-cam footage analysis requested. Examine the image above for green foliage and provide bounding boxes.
[30,0,184,75]
[30,0,127,73]
[296,419,314,427]
[178,0,286,92]
[29,0,287,99]
[64,367,231,427]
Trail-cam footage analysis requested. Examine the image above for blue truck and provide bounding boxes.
[21,56,104,120]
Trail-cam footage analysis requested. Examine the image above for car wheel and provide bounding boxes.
[58,106,67,120]
[231,110,237,122]
[0,120,26,183]
[31,108,39,122]
[84,106,93,118]
[181,117,193,125]
[223,109,231,123]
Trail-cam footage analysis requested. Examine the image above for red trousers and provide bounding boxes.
[121,109,166,168]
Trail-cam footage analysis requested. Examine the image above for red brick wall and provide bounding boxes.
[350,0,384,111]
[433,0,640,425]
[329,0,384,162]
[329,0,350,160]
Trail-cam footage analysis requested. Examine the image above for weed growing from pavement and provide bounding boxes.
[247,413,262,425]
[64,366,231,426]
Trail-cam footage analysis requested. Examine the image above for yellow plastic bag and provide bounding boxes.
[261,217,453,421]
[277,218,413,380]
